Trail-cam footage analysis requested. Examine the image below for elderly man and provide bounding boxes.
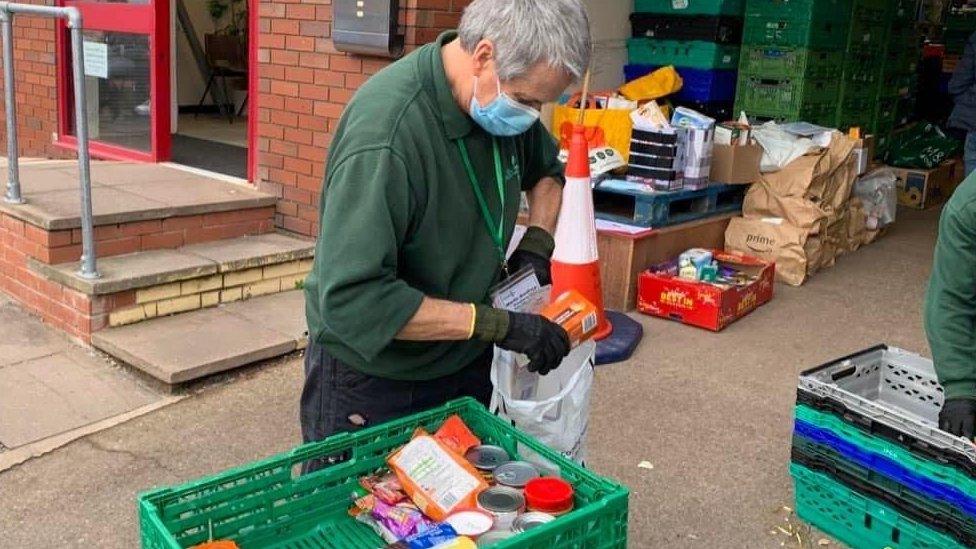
[301,0,591,451]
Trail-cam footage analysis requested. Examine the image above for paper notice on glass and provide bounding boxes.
[83,41,109,79]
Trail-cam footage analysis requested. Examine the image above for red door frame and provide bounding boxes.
[54,0,258,183]
[247,0,257,182]
[54,1,170,163]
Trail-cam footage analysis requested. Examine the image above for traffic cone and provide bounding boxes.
[551,123,613,340]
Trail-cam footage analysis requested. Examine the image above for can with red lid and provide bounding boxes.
[523,477,575,515]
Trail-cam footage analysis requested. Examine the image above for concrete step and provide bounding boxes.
[28,232,314,331]
[92,290,307,384]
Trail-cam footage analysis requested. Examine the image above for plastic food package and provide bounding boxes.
[434,415,481,456]
[386,524,461,549]
[371,500,434,541]
[883,124,962,169]
[853,168,898,230]
[361,473,408,505]
[388,435,489,522]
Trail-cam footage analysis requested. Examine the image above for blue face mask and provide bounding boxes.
[469,76,541,137]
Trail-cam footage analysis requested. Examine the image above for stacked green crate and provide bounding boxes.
[735,0,851,126]
[945,10,976,56]
[871,0,921,155]
[835,0,889,132]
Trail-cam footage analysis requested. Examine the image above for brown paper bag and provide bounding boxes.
[725,216,810,286]
[804,236,824,275]
[744,181,830,232]
[824,209,849,259]
[760,133,857,203]
[847,200,867,252]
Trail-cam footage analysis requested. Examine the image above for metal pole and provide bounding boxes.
[67,8,98,279]
[1,8,23,205]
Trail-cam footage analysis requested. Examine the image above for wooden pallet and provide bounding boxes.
[594,179,746,229]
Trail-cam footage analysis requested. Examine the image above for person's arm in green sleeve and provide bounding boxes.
[520,121,564,235]
[925,202,976,402]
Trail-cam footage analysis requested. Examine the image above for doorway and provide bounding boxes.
[55,0,256,180]
[171,0,249,179]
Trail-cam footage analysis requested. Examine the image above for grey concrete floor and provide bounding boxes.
[0,207,939,548]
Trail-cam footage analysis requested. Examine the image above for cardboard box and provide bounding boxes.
[636,249,775,331]
[852,135,876,176]
[891,159,962,209]
[710,144,762,185]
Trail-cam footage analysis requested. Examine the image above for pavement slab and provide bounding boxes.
[0,299,65,367]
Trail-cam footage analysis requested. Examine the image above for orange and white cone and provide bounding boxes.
[551,123,613,340]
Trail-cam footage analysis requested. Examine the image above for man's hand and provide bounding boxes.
[509,226,555,286]
[500,312,571,375]
[939,398,976,439]
[472,305,570,375]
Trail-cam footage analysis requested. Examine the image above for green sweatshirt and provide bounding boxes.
[304,31,563,381]
[925,173,976,400]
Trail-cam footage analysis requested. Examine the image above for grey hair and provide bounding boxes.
[458,0,592,81]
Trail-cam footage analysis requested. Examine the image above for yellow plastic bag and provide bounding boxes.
[551,92,634,162]
[619,65,683,102]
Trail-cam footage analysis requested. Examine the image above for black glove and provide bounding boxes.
[939,398,976,439]
[508,226,555,286]
[500,312,571,375]
[472,306,570,376]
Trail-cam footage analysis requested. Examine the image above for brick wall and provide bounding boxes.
[256,0,470,237]
[0,1,70,160]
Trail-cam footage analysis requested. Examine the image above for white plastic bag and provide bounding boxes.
[853,168,898,230]
[489,341,595,464]
[753,121,817,173]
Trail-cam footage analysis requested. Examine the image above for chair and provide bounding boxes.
[197,33,248,123]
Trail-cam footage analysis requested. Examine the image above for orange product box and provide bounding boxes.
[542,290,599,347]
[637,249,774,332]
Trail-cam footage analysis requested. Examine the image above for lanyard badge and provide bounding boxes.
[456,137,513,276]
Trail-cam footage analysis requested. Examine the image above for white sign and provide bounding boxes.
[82,41,108,79]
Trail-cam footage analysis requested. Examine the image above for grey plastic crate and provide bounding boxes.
[798,345,976,466]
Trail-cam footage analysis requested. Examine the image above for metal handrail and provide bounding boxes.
[0,2,98,279]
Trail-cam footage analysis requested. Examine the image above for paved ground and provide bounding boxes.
[0,207,939,548]
[0,293,178,468]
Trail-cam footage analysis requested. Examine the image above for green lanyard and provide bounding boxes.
[457,137,509,274]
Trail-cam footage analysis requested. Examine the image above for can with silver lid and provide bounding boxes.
[477,486,525,531]
[476,530,514,547]
[512,511,555,533]
[465,445,510,471]
[493,460,539,488]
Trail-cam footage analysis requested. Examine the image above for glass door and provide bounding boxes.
[56,0,170,162]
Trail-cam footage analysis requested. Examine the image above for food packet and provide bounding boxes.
[372,499,434,540]
[541,290,599,348]
[386,523,459,549]
[361,473,407,505]
[433,415,480,456]
[388,434,489,522]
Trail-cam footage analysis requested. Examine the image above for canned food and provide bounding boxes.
[493,460,539,488]
[477,486,525,531]
[512,511,555,533]
[465,445,510,471]
[443,509,494,538]
[476,530,514,547]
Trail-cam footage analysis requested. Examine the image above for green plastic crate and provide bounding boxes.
[738,46,842,79]
[742,13,850,49]
[836,96,876,132]
[791,463,967,549]
[138,398,630,549]
[734,99,837,126]
[735,73,838,112]
[627,38,740,69]
[744,0,853,20]
[634,0,745,15]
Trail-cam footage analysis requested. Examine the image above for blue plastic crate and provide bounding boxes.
[625,64,738,102]
[795,420,976,519]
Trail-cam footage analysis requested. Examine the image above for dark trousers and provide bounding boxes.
[299,341,493,471]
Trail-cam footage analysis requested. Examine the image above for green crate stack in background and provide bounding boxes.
[945,9,976,56]
[734,0,852,126]
[834,0,889,132]
[870,0,921,155]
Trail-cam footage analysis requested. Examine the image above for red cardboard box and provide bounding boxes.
[636,250,775,331]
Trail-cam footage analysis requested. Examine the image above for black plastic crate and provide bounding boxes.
[630,13,744,44]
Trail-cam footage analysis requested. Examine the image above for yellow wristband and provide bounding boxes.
[467,303,477,340]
